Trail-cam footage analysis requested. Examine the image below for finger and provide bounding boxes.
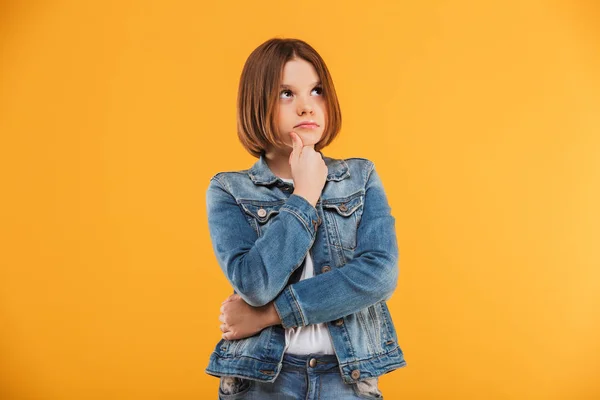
[290,130,304,148]
[219,304,225,313]
[218,314,225,323]
[220,324,227,332]
[289,131,303,161]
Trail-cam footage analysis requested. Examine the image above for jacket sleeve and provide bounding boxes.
[206,175,320,307]
[272,165,399,328]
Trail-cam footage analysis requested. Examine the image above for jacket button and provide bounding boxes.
[322,265,331,273]
[339,203,348,212]
[334,318,344,326]
[309,358,317,368]
[257,208,267,217]
[351,369,361,380]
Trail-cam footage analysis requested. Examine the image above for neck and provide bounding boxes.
[264,148,293,179]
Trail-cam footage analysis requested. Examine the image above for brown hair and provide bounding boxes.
[236,38,342,157]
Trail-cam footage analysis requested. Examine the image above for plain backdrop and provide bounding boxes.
[1,1,599,399]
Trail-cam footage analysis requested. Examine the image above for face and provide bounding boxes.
[274,58,326,151]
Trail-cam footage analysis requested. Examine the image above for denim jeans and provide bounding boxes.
[218,353,383,400]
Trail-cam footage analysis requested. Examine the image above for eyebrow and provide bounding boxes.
[279,81,321,89]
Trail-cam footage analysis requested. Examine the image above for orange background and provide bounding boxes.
[1,1,599,399]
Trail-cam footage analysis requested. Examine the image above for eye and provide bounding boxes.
[311,86,323,96]
[279,89,293,99]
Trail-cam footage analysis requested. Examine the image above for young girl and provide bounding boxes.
[205,38,406,399]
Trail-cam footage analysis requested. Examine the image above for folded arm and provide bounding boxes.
[206,176,320,307]
[272,166,399,328]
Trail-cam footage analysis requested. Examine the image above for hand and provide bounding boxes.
[219,294,282,341]
[288,131,328,207]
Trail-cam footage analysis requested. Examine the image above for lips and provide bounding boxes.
[294,121,319,128]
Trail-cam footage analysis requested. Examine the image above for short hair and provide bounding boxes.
[236,38,342,157]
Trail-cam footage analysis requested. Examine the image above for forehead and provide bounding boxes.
[280,58,320,86]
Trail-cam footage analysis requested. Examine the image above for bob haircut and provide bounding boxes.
[237,38,342,158]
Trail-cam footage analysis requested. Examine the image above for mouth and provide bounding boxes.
[294,122,320,129]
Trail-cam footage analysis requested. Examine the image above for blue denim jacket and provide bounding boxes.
[205,154,406,384]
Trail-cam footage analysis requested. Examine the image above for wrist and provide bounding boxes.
[262,302,282,327]
[292,189,318,207]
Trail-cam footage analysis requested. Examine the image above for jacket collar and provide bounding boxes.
[248,152,350,186]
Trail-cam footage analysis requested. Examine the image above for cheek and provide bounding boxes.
[317,100,327,121]
[277,105,292,125]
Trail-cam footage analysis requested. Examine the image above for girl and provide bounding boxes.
[205,38,406,399]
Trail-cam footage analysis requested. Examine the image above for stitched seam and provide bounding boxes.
[379,302,393,341]
[368,305,382,350]
[337,345,404,367]
[211,175,232,197]
[288,286,306,327]
[365,161,375,187]
[357,310,376,354]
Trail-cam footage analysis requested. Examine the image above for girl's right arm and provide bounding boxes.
[206,176,319,307]
[208,131,327,308]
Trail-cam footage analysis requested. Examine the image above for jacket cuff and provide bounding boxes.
[273,285,305,329]
[280,194,321,237]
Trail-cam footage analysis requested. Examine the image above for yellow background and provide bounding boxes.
[1,1,599,399]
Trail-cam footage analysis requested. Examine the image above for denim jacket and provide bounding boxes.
[205,153,406,384]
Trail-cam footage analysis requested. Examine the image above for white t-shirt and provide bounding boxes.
[281,178,335,355]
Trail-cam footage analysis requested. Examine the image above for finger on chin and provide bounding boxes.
[291,131,304,147]
[289,131,303,162]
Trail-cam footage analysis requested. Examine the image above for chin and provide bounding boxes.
[296,131,324,146]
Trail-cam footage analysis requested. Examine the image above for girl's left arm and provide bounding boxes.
[271,164,399,328]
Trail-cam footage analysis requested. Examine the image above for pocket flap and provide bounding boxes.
[239,201,283,224]
[322,192,364,217]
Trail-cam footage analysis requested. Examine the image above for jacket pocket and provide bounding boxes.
[239,200,285,236]
[322,191,364,250]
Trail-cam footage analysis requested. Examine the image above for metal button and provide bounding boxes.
[351,369,361,380]
[309,358,317,368]
[257,208,267,217]
[334,318,344,326]
[322,265,331,273]
[339,203,348,212]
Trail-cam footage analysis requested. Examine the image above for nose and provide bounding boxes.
[297,97,314,115]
